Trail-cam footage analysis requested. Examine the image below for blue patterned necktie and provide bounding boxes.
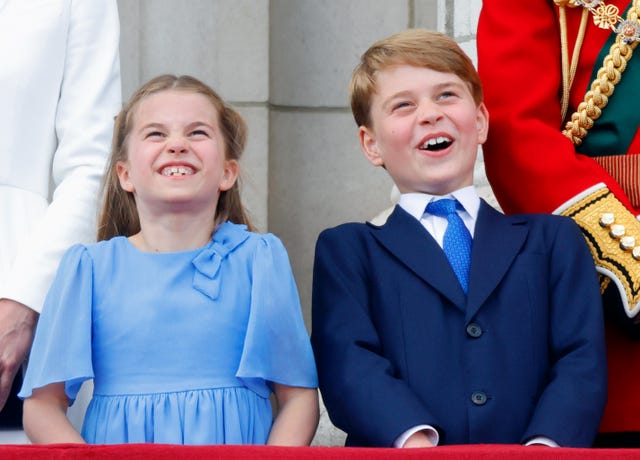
[425,199,472,293]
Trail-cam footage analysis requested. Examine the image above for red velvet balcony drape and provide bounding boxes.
[0,444,638,459]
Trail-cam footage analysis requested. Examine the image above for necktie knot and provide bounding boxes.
[425,198,460,217]
[425,198,472,293]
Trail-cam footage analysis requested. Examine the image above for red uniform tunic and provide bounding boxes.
[478,0,640,434]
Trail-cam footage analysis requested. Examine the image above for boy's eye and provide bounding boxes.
[438,91,457,100]
[392,101,412,111]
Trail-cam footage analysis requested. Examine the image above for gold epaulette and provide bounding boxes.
[558,184,640,317]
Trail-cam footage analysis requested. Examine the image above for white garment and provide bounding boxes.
[0,0,121,313]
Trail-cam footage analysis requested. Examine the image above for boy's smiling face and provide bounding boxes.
[359,64,489,196]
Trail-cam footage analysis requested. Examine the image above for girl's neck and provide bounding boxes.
[129,210,218,253]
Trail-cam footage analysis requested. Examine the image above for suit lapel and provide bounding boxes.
[466,201,529,320]
[368,206,467,310]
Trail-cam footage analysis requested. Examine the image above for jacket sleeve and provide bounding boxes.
[478,0,640,319]
[311,227,438,447]
[522,217,607,447]
[477,0,634,215]
[3,0,121,312]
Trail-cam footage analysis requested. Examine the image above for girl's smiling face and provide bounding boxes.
[117,89,238,215]
[359,65,489,196]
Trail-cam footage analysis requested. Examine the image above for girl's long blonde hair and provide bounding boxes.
[97,74,253,241]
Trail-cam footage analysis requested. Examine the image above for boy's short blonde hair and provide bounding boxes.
[350,29,483,128]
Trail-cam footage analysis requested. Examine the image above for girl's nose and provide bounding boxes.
[166,137,188,154]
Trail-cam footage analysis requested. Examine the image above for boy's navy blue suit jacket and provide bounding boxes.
[311,200,607,447]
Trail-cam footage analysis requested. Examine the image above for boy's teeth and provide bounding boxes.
[421,136,452,150]
[161,166,194,176]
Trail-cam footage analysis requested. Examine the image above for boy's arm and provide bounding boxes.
[522,218,607,447]
[311,228,440,447]
[23,383,85,444]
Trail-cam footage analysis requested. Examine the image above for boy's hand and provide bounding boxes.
[402,430,435,448]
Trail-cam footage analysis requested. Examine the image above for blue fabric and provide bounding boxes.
[19,222,317,445]
[312,202,607,447]
[426,199,472,293]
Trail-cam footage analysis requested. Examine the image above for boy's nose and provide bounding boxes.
[418,101,443,124]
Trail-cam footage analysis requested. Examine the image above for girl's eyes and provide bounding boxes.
[143,129,210,139]
[189,129,209,137]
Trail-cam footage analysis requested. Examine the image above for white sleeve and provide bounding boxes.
[3,0,121,312]
[393,425,440,447]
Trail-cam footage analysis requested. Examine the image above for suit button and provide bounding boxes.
[466,323,482,338]
[471,391,488,406]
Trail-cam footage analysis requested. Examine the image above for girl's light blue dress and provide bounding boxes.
[19,222,318,445]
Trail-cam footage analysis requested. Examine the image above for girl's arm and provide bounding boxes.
[267,383,319,446]
[23,382,85,444]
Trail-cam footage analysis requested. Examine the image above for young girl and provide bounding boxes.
[18,75,319,445]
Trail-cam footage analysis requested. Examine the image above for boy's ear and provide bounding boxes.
[476,102,490,145]
[359,125,384,167]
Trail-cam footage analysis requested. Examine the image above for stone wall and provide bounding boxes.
[116,0,489,445]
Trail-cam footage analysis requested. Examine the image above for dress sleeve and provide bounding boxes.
[236,234,318,396]
[18,244,95,404]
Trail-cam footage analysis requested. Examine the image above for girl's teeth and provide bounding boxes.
[162,166,194,176]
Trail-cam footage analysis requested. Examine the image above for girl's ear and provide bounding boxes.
[116,161,135,193]
[219,159,239,192]
[359,125,384,167]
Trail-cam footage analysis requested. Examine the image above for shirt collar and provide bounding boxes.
[398,185,481,221]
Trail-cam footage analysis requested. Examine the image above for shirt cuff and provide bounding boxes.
[525,436,559,447]
[394,425,439,447]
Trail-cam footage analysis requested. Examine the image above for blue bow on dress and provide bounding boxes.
[191,222,250,300]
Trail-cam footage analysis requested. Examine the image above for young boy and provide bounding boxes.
[311,29,607,448]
